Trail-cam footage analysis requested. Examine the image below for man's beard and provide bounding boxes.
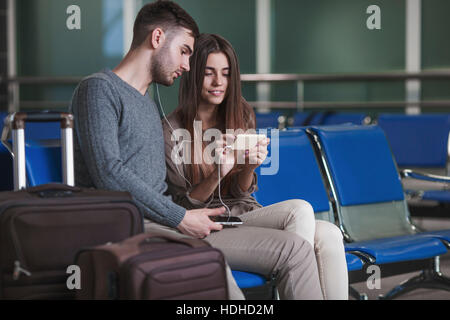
[151,47,175,87]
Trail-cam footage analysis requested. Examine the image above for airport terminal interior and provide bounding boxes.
[1,0,450,301]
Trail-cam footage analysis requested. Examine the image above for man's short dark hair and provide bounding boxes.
[131,0,200,49]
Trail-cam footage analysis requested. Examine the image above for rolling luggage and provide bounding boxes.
[75,232,229,300]
[0,112,144,299]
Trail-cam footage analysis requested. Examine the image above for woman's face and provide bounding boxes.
[200,52,230,107]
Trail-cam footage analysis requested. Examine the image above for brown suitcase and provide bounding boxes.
[75,232,229,300]
[0,184,143,299]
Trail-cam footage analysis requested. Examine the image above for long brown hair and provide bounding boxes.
[175,33,255,191]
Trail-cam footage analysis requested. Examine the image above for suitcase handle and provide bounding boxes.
[2,111,75,190]
[130,233,209,250]
[27,183,82,197]
[9,111,73,129]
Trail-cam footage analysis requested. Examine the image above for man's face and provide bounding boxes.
[151,28,194,86]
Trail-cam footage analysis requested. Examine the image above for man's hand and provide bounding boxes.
[177,207,226,238]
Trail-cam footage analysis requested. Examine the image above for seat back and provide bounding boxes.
[22,121,63,186]
[24,121,61,141]
[292,112,368,127]
[254,129,333,222]
[255,112,282,129]
[25,140,62,186]
[321,113,368,125]
[377,114,450,169]
[308,125,416,241]
[292,112,323,126]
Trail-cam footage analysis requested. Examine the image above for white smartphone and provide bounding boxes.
[232,134,267,151]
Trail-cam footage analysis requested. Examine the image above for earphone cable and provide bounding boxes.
[217,150,232,221]
[155,83,230,218]
[154,83,193,188]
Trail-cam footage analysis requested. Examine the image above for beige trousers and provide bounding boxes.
[238,199,349,300]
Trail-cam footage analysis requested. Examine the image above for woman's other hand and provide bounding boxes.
[243,137,270,170]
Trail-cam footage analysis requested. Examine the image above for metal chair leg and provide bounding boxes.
[379,257,450,300]
[349,285,368,300]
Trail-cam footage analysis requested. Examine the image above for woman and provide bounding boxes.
[163,33,348,300]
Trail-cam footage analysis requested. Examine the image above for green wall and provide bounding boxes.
[14,0,450,114]
[16,0,124,108]
[272,0,405,116]
[421,0,450,104]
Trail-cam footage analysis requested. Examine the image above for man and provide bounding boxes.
[70,0,323,300]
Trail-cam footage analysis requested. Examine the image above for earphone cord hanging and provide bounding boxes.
[155,83,193,189]
[155,83,230,219]
[217,150,232,221]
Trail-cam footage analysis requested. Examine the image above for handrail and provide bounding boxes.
[2,70,450,84]
[14,99,450,110]
[248,100,450,109]
[0,76,83,84]
[241,70,450,82]
[3,70,450,112]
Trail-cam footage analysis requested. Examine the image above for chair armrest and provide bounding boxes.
[400,169,450,184]
[345,250,376,264]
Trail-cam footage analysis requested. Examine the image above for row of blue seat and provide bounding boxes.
[253,125,450,299]
[256,112,450,211]
[256,111,450,168]
[377,115,450,212]
[255,111,369,128]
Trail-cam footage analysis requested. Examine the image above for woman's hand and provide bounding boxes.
[214,134,236,178]
[242,137,270,171]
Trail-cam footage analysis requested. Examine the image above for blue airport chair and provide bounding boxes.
[377,114,450,168]
[231,270,277,299]
[25,139,62,186]
[292,112,323,126]
[254,129,335,223]
[377,114,450,216]
[307,124,450,299]
[25,120,61,141]
[320,113,369,125]
[422,190,450,203]
[231,271,266,288]
[253,129,365,299]
[255,112,282,129]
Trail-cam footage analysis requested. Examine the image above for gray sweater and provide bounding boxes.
[69,69,186,228]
